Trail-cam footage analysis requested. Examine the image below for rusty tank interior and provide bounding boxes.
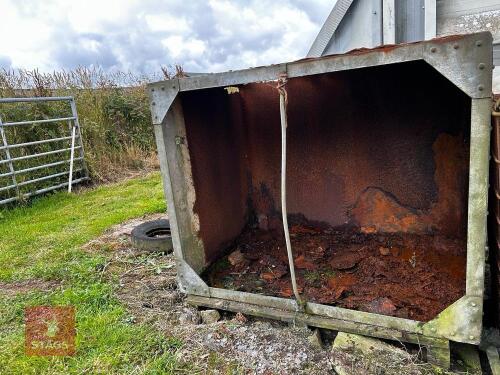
[180,60,471,323]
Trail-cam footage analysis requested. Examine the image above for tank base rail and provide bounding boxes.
[187,294,451,368]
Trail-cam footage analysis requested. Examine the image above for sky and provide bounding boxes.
[0,0,334,75]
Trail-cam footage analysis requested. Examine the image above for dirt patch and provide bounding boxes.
[205,223,466,322]
[86,213,165,245]
[171,320,335,374]
[84,213,183,329]
[0,279,61,297]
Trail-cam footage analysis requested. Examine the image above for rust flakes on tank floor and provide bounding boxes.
[204,223,466,322]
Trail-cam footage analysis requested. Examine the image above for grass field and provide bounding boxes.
[0,173,189,374]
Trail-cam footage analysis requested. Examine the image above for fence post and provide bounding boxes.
[68,122,76,193]
[69,98,89,180]
[0,115,20,198]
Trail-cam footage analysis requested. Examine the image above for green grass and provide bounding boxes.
[0,173,188,374]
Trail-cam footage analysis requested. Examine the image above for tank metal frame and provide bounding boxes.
[148,32,493,367]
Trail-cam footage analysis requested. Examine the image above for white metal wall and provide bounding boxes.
[314,0,500,91]
[321,0,434,55]
[395,0,425,43]
[323,0,382,55]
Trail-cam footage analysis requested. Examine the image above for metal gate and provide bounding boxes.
[0,96,89,205]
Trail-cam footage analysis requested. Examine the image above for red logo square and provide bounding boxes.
[25,306,76,356]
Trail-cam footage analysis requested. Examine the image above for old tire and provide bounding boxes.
[131,219,173,253]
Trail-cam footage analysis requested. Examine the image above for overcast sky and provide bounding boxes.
[0,0,334,74]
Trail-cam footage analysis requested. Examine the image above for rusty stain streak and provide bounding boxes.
[295,34,467,63]
[352,133,469,237]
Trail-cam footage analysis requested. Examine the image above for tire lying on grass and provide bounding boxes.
[131,219,173,253]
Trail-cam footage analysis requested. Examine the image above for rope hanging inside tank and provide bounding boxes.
[277,73,304,309]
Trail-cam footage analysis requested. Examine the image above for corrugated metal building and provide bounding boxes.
[308,0,500,92]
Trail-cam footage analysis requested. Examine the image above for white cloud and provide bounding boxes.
[0,0,334,74]
[145,14,190,33]
[162,36,206,59]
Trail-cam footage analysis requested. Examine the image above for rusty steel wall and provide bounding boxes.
[181,88,250,265]
[182,60,471,264]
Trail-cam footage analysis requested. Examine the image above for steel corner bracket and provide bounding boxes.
[423,32,493,99]
[422,296,483,344]
[177,260,210,297]
[148,79,180,125]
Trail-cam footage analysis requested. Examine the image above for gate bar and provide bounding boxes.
[19,169,83,187]
[0,177,88,205]
[1,117,76,127]
[68,123,76,192]
[0,169,84,193]
[0,146,81,165]
[0,136,73,150]
[0,96,73,103]
[0,157,83,178]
